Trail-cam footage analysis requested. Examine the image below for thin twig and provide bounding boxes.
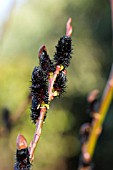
[83,0,113,158]
[28,18,72,162]
[82,64,113,163]
[29,107,47,161]
[48,65,61,100]
[29,64,64,162]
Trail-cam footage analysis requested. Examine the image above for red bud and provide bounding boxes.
[38,45,46,58]
[16,134,28,150]
[66,18,72,37]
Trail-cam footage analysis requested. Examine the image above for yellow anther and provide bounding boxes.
[49,72,53,78]
[53,91,59,96]
[60,65,64,71]
[41,103,49,109]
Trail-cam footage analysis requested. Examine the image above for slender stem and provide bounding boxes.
[78,3,113,168]
[29,107,47,162]
[48,65,61,101]
[82,64,113,162]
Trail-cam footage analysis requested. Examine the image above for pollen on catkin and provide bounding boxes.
[53,71,67,96]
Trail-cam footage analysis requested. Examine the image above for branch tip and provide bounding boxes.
[38,45,46,58]
[66,17,72,36]
[16,134,28,150]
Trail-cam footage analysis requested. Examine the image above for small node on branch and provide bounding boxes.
[79,123,91,145]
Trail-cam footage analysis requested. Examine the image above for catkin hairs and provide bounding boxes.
[54,36,72,68]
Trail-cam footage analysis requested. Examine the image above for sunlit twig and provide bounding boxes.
[81,64,113,166]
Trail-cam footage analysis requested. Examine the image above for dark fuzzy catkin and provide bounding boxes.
[39,49,55,74]
[31,96,40,123]
[30,67,48,123]
[53,71,67,96]
[14,148,31,170]
[31,66,48,104]
[30,96,47,123]
[54,36,72,68]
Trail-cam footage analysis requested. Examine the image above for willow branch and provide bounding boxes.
[29,106,47,161]
[48,65,61,100]
[29,64,65,162]
[28,18,72,163]
[82,64,113,163]
[80,0,113,163]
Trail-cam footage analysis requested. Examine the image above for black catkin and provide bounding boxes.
[30,96,40,124]
[30,35,73,123]
[31,66,48,104]
[30,96,47,123]
[53,71,67,96]
[39,49,55,74]
[54,36,72,68]
[14,148,31,170]
[30,67,48,123]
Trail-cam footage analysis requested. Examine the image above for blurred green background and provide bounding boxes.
[0,0,113,170]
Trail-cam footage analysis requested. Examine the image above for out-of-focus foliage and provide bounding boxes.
[0,0,112,170]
